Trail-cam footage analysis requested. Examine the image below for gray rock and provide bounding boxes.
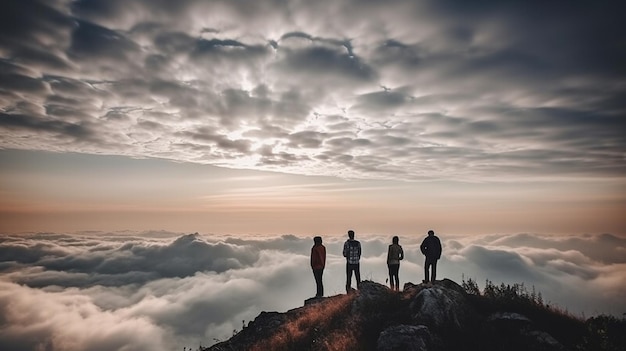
[351,280,392,315]
[409,279,474,333]
[487,311,532,329]
[483,312,564,351]
[247,311,286,335]
[377,325,431,351]
[525,330,565,350]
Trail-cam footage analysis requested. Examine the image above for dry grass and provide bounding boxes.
[249,294,356,351]
[320,323,359,351]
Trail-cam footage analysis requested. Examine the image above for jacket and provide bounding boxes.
[420,235,442,260]
[311,244,326,270]
[387,244,404,265]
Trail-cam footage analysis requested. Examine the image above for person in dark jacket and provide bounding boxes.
[420,230,442,284]
[343,230,361,293]
[311,236,326,297]
[387,236,404,291]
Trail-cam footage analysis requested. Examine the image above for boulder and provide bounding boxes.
[487,312,531,330]
[377,325,431,351]
[351,280,392,315]
[524,330,564,351]
[483,312,564,351]
[409,279,474,333]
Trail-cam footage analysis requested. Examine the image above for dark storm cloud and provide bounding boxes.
[177,129,252,154]
[192,38,269,59]
[0,71,48,95]
[354,89,411,112]
[153,31,195,55]
[70,20,140,61]
[1,0,625,180]
[275,31,371,82]
[0,112,96,141]
[0,0,75,73]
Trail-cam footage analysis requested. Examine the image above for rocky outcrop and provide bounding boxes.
[407,279,476,334]
[351,280,391,314]
[376,325,431,351]
[482,312,564,351]
[207,311,287,351]
[205,279,582,351]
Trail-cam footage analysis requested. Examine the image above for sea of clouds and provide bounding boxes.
[1,231,625,350]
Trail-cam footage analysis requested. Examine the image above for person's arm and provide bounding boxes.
[436,238,442,259]
[357,242,362,258]
[399,246,404,260]
[343,241,348,258]
[321,246,326,268]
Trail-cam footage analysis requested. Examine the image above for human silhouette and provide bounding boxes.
[343,230,361,293]
[387,236,404,291]
[310,236,326,298]
[420,229,442,284]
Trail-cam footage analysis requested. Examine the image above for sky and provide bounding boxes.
[0,0,625,349]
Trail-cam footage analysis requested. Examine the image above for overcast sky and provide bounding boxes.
[1,1,626,349]
[1,0,625,234]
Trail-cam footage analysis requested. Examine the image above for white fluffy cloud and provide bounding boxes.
[1,231,624,350]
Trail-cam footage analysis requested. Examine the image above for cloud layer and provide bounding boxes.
[1,231,624,350]
[1,0,625,181]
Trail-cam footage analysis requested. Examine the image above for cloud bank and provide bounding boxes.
[1,231,624,350]
[1,0,625,181]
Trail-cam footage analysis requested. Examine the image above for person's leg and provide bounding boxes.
[346,264,353,293]
[388,264,394,290]
[431,260,437,283]
[424,259,430,283]
[392,264,400,291]
[313,269,323,297]
[355,264,361,288]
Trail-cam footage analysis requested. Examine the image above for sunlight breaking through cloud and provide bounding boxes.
[1,0,624,181]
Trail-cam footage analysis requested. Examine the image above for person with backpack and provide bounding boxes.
[387,236,404,291]
[343,230,361,293]
[310,236,326,298]
[420,229,442,284]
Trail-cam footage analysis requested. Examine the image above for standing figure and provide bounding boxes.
[420,230,442,284]
[387,236,404,291]
[310,236,326,298]
[343,230,361,293]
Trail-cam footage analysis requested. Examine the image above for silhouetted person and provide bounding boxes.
[387,236,404,291]
[310,236,326,298]
[343,230,361,293]
[420,229,442,284]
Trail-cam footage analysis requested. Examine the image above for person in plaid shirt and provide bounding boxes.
[343,230,361,293]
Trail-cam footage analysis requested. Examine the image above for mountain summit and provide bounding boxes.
[205,279,623,351]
